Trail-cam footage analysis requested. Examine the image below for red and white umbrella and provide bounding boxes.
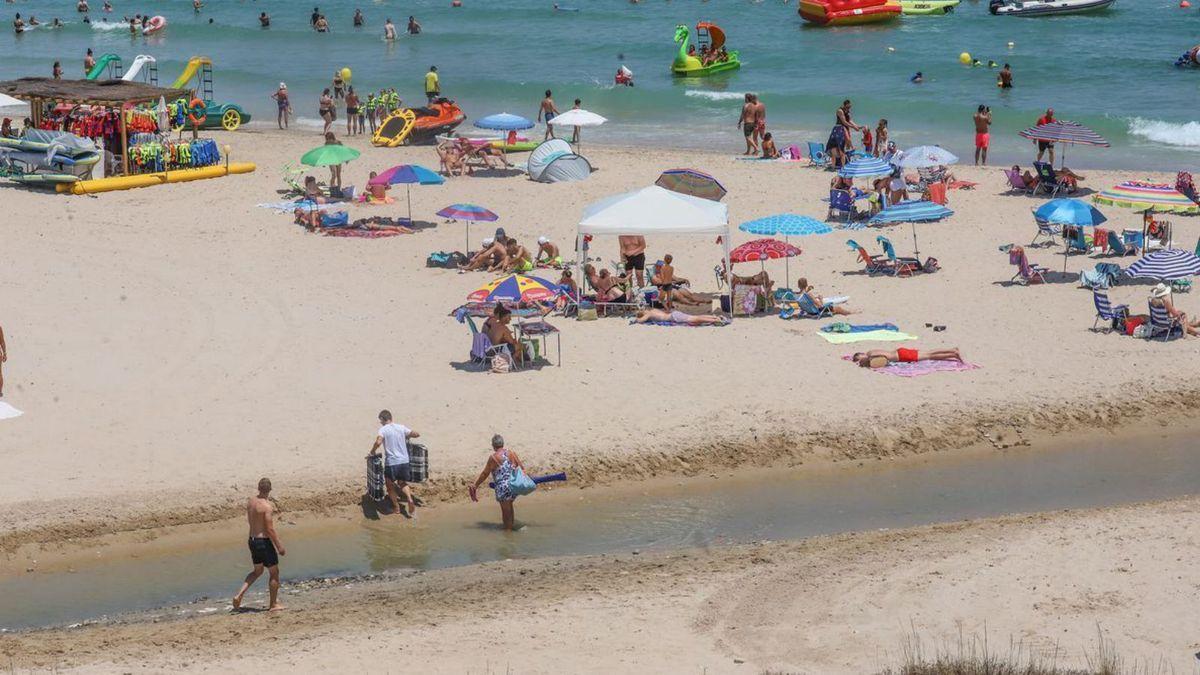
[730,238,802,282]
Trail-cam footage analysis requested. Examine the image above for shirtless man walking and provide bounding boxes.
[538,90,559,140]
[973,105,992,166]
[738,93,756,156]
[752,94,767,155]
[232,478,286,611]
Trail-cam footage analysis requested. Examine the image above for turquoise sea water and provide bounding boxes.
[1,0,1198,169]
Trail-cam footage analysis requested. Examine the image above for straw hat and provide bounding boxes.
[1151,283,1171,299]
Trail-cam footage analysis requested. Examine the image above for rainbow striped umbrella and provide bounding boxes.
[467,274,559,304]
[437,203,499,251]
[655,169,727,201]
[1093,181,1199,215]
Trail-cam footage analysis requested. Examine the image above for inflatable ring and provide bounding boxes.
[187,98,207,126]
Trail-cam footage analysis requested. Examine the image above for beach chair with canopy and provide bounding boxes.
[876,236,922,277]
[846,238,893,276]
[1091,290,1128,333]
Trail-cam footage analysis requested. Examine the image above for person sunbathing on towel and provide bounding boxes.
[504,239,534,273]
[482,305,525,365]
[634,308,726,326]
[293,207,340,231]
[852,347,962,369]
[584,264,630,303]
[535,236,562,267]
[460,238,506,272]
[797,277,857,316]
[352,217,414,233]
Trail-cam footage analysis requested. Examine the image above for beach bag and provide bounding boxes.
[408,443,429,483]
[922,257,940,273]
[366,454,386,501]
[490,353,511,374]
[1125,315,1147,337]
[426,251,451,267]
[508,468,537,497]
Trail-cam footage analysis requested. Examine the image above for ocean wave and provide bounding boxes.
[1128,117,1200,149]
[683,91,746,102]
[90,21,130,31]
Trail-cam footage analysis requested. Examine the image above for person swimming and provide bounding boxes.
[910,71,923,83]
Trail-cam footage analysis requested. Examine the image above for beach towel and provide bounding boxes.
[841,355,979,377]
[819,330,917,344]
[821,322,899,333]
[947,180,977,190]
[322,228,403,238]
[633,319,729,328]
[257,200,343,213]
[0,402,23,420]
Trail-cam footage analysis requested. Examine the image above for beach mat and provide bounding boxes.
[819,329,917,344]
[0,402,24,420]
[322,228,404,238]
[634,319,728,328]
[842,355,979,377]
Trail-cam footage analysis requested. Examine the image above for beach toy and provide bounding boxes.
[959,52,971,65]
[142,15,166,34]
[1182,0,1191,7]
[340,67,351,84]
[671,22,741,77]
[800,0,901,25]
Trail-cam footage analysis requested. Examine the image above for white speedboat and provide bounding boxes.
[989,0,1115,16]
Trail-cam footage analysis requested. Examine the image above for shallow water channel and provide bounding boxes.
[4,427,1198,631]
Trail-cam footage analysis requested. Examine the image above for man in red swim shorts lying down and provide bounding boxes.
[852,347,963,369]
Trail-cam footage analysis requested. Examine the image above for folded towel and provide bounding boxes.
[819,330,917,344]
[0,402,23,420]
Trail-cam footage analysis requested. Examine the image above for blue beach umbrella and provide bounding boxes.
[738,214,830,284]
[1125,249,1200,281]
[869,200,953,225]
[474,113,535,131]
[370,164,445,222]
[1034,198,1107,227]
[838,156,893,179]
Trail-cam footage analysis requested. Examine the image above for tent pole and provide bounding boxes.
[724,231,732,320]
[465,221,471,255]
[407,185,413,223]
[574,229,583,321]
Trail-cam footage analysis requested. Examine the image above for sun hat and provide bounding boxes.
[1151,283,1171,298]
[537,236,548,245]
[482,237,494,246]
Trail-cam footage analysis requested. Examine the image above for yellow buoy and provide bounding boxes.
[959,52,971,65]
[340,67,352,84]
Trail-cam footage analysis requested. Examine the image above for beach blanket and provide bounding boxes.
[634,319,729,328]
[947,180,977,190]
[0,402,23,420]
[819,330,917,344]
[322,228,403,238]
[357,195,396,205]
[841,355,979,377]
[821,322,898,333]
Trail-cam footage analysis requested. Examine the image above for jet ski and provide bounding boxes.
[372,99,466,147]
[989,0,1115,16]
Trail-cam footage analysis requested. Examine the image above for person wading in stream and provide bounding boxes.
[232,477,286,612]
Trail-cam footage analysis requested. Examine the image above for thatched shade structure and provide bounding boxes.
[0,77,194,175]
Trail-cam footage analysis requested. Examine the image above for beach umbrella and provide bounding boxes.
[370,163,445,222]
[739,214,829,281]
[838,156,893,179]
[547,108,607,151]
[1093,181,1199,215]
[1034,198,1107,227]
[893,145,958,169]
[436,203,499,252]
[654,169,726,201]
[1124,249,1200,281]
[467,273,559,304]
[870,200,953,260]
[1018,120,1109,168]
[300,144,361,167]
[730,238,802,283]
[474,113,535,131]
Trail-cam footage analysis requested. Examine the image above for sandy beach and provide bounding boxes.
[3,496,1198,673]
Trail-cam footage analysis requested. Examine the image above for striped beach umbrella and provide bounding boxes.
[655,169,727,201]
[437,203,499,252]
[1034,198,1107,227]
[1094,181,1200,215]
[1018,121,1110,147]
[1125,249,1200,281]
[738,214,831,237]
[869,200,953,224]
[369,164,445,222]
[467,274,559,303]
[838,156,893,179]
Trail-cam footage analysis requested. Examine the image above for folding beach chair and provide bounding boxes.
[1063,225,1091,255]
[876,236,922,278]
[1004,167,1035,196]
[1091,290,1128,333]
[281,163,306,196]
[465,314,522,370]
[1148,301,1184,341]
[1030,218,1061,246]
[1033,162,1074,198]
[827,189,857,222]
[777,290,831,319]
[1007,246,1047,285]
[846,238,893,276]
[1105,230,1138,257]
[806,141,829,168]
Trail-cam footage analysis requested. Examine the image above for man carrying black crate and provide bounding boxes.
[369,410,421,518]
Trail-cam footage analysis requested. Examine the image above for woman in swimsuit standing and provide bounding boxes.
[469,434,526,531]
[318,88,334,134]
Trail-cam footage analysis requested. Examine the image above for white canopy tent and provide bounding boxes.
[575,185,732,317]
[0,92,30,119]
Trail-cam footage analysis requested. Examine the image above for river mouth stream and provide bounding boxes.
[3,425,1197,631]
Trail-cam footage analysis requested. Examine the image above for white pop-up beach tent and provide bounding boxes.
[575,184,731,316]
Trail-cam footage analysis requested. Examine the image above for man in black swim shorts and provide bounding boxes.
[619,234,647,287]
[233,478,286,611]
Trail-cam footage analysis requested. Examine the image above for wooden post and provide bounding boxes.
[119,102,129,176]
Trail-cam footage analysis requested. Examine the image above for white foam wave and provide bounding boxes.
[683,90,746,102]
[90,21,129,31]
[1128,117,1200,149]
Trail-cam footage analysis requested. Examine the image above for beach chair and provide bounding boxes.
[1007,246,1047,285]
[806,141,829,168]
[1105,230,1138,257]
[464,314,525,370]
[1004,168,1035,196]
[876,236,922,278]
[1033,162,1074,197]
[281,163,306,195]
[846,238,893,276]
[827,189,857,222]
[583,274,640,317]
[777,290,831,319]
[1091,290,1128,333]
[1030,218,1061,247]
[1147,301,1183,341]
[1062,226,1091,256]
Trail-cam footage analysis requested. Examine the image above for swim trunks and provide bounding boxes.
[669,310,691,323]
[975,132,989,149]
[897,348,919,363]
[516,259,533,273]
[625,252,645,271]
[385,463,412,483]
[545,111,556,123]
[1037,140,1054,151]
[743,122,754,138]
[347,106,359,115]
[248,537,279,567]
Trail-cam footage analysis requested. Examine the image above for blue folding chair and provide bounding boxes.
[827,189,856,222]
[807,141,829,168]
[1106,230,1138,257]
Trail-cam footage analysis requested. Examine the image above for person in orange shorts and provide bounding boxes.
[852,347,962,369]
[973,105,992,166]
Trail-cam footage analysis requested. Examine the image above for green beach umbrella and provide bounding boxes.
[300,144,361,167]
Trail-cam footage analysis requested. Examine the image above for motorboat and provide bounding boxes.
[989,0,1115,16]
